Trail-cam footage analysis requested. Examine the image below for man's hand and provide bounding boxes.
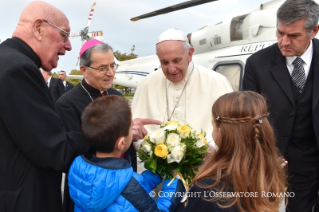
[132,118,162,141]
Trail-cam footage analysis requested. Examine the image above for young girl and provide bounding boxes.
[184,91,287,212]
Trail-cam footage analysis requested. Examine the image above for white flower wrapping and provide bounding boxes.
[150,128,165,145]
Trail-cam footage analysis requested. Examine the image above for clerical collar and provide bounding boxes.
[3,37,41,68]
[83,78,107,95]
[81,79,106,98]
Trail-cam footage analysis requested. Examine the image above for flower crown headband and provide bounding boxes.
[215,113,269,124]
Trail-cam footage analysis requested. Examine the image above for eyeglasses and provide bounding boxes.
[42,20,70,42]
[86,64,119,74]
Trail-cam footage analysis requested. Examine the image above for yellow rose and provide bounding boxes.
[177,125,191,136]
[154,143,169,159]
[165,120,180,125]
[197,134,208,145]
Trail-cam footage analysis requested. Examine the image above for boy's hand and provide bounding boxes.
[132,118,162,141]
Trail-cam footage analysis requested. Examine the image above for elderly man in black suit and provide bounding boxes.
[0,2,91,211]
[59,70,74,92]
[41,69,65,102]
[243,0,319,211]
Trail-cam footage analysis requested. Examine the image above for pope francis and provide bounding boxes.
[132,28,233,155]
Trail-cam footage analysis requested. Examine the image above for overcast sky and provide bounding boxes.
[1,0,268,74]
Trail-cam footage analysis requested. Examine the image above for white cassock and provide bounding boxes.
[132,62,233,155]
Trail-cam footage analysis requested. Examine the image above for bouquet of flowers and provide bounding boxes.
[137,120,208,184]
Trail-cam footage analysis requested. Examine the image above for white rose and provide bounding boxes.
[141,141,152,154]
[195,137,205,148]
[163,124,178,131]
[170,143,186,163]
[166,133,181,147]
[167,154,175,164]
[150,129,166,145]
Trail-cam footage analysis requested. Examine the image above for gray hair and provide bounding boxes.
[156,41,192,53]
[80,43,113,67]
[277,0,319,36]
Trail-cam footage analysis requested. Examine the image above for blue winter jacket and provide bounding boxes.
[68,154,185,212]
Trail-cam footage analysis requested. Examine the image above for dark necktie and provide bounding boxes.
[292,57,306,93]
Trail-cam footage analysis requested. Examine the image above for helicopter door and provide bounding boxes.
[213,61,244,91]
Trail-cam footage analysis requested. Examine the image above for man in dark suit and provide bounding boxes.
[59,70,74,92]
[243,0,319,211]
[0,2,91,212]
[41,69,65,102]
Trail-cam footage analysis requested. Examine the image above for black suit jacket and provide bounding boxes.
[65,81,74,92]
[243,39,319,156]
[0,38,90,211]
[49,77,64,102]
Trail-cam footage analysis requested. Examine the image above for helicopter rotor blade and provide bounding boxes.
[86,2,97,27]
[87,31,103,37]
[70,32,81,37]
[131,0,218,21]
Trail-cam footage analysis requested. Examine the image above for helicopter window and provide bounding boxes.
[214,36,221,45]
[199,38,206,45]
[230,14,250,41]
[215,64,242,91]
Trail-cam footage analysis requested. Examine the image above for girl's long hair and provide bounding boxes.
[193,91,287,212]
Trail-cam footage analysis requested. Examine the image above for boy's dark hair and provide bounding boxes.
[81,95,132,153]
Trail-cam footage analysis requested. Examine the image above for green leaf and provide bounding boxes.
[157,164,164,173]
[180,160,188,165]
[175,165,183,172]
[149,158,157,173]
[165,169,174,179]
[144,159,153,170]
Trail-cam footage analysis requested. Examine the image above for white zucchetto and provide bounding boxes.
[156,28,188,44]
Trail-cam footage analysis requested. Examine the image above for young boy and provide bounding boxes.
[68,95,184,212]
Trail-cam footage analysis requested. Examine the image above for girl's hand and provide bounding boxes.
[278,156,288,168]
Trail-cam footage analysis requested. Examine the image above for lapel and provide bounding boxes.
[270,46,295,106]
[312,39,319,112]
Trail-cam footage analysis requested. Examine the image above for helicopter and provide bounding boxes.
[70,2,104,66]
[67,0,318,91]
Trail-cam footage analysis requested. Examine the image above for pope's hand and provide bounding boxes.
[132,118,162,141]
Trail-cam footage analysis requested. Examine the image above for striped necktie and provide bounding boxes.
[292,57,306,93]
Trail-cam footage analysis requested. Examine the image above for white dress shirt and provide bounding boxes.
[286,40,313,79]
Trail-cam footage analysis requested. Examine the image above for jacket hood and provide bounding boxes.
[68,155,133,211]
